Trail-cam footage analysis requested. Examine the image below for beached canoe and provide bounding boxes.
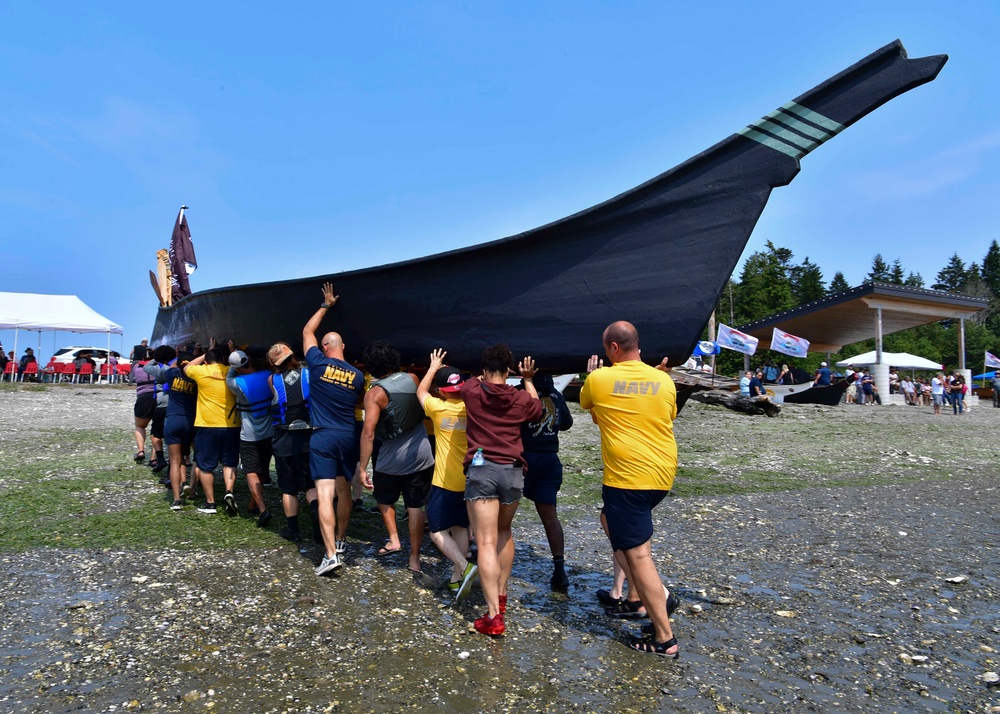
[151,41,946,373]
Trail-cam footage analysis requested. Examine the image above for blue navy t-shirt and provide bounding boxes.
[815,367,832,386]
[164,366,198,420]
[305,346,363,432]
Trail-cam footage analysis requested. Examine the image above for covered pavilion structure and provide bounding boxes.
[736,282,988,399]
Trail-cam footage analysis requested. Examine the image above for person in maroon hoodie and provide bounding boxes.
[460,344,543,637]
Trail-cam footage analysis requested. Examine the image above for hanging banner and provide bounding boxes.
[770,327,810,359]
[693,340,720,357]
[985,351,1000,369]
[716,324,759,356]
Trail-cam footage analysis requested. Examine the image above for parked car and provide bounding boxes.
[50,346,131,369]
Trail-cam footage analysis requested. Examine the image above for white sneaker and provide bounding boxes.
[315,553,343,576]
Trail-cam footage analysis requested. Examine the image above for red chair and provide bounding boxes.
[76,363,95,384]
[100,363,117,384]
[41,359,59,383]
[19,362,40,382]
[2,362,15,382]
[118,363,131,384]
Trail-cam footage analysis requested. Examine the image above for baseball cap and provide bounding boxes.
[433,367,466,393]
[820,362,827,367]
[268,343,293,366]
[229,350,249,369]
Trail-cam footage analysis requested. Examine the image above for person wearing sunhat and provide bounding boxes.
[416,348,478,601]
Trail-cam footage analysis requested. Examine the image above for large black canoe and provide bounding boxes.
[151,41,946,373]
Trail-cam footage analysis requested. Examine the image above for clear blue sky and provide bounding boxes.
[2,2,998,356]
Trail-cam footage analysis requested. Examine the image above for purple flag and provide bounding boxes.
[169,206,197,302]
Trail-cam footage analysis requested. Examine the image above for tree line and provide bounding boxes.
[709,240,1000,376]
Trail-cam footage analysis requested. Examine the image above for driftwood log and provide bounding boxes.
[689,390,781,417]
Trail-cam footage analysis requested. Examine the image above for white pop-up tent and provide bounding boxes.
[836,350,943,371]
[0,292,123,374]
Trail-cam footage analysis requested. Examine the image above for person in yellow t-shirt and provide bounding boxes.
[184,348,240,515]
[417,349,478,602]
[579,320,679,659]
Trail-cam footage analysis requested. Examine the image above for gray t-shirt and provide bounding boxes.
[227,368,275,443]
[375,422,434,476]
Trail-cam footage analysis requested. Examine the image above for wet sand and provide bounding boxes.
[1,386,999,713]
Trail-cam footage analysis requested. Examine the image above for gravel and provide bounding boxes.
[1,384,999,713]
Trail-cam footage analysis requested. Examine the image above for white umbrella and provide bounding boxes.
[836,351,942,370]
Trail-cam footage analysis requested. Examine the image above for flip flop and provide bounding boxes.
[377,544,403,556]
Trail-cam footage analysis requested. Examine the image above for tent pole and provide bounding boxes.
[12,328,18,382]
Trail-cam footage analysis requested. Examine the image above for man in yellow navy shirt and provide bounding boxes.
[416,348,478,601]
[184,347,241,515]
[579,320,680,659]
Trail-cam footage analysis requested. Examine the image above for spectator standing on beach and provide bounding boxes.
[992,372,1000,408]
[184,348,241,515]
[131,354,157,464]
[267,343,319,544]
[931,372,946,415]
[416,349,479,601]
[227,347,274,526]
[358,340,434,573]
[580,321,681,658]
[461,344,542,636]
[518,371,574,591]
[949,374,966,415]
[302,282,365,575]
[861,370,875,405]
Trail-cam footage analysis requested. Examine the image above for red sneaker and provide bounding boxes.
[499,594,507,614]
[474,612,505,636]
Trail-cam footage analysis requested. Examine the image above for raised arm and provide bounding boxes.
[182,352,207,377]
[518,356,539,401]
[416,348,447,407]
[302,282,339,353]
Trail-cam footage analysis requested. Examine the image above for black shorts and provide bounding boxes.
[194,427,240,472]
[373,465,433,509]
[425,485,469,533]
[276,452,315,495]
[523,451,563,506]
[134,393,156,420]
[310,428,359,481]
[601,485,668,552]
[150,407,167,439]
[240,437,273,476]
[163,415,196,448]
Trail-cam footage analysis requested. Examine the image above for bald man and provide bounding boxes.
[580,320,680,659]
[302,282,365,576]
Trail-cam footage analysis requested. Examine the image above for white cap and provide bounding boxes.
[229,350,249,368]
[820,362,827,367]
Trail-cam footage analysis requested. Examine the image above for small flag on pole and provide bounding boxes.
[770,328,810,359]
[169,206,198,303]
[716,324,759,356]
[693,340,720,357]
[985,351,1000,369]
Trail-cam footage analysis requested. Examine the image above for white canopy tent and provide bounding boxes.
[0,292,123,378]
[836,350,943,371]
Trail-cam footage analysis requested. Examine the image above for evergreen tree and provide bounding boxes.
[889,259,905,285]
[791,257,825,304]
[982,240,1000,297]
[932,254,967,293]
[868,254,890,282]
[904,272,925,288]
[828,272,850,295]
[733,241,796,324]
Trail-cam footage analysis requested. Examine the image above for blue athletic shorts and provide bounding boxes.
[523,451,563,506]
[601,485,668,552]
[163,415,196,448]
[310,428,359,481]
[426,484,469,533]
[194,427,240,472]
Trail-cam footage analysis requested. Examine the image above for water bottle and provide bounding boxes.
[471,448,485,467]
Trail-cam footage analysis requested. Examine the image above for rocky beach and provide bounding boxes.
[1,384,998,713]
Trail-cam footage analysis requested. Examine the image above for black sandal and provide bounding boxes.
[605,598,647,619]
[629,635,679,659]
[134,451,145,464]
[596,589,623,607]
[641,590,681,635]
